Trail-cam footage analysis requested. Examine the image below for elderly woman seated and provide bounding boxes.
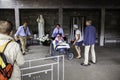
[51,34,71,60]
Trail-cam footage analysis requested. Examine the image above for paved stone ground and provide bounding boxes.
[21,44,120,80]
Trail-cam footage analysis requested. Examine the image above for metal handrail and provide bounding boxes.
[21,55,64,80]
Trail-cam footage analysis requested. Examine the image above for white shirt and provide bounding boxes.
[75,29,83,42]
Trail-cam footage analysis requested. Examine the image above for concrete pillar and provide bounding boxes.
[100,8,105,46]
[15,8,20,29]
[59,7,63,27]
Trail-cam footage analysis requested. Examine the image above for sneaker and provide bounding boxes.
[68,53,73,60]
[81,63,90,66]
[89,60,96,64]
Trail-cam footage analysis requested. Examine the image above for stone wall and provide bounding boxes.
[105,9,120,39]
[0,9,15,26]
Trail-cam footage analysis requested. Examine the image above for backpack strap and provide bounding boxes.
[0,40,13,53]
[0,40,13,68]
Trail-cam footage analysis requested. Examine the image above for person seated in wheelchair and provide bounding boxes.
[52,34,71,60]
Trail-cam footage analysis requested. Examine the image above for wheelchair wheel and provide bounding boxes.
[50,43,54,55]
[68,53,74,60]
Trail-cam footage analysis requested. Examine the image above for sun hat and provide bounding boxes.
[73,24,78,28]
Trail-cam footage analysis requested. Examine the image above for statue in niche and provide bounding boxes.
[37,14,45,38]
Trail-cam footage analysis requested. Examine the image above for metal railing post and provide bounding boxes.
[51,64,54,80]
[62,55,64,80]
[21,55,64,80]
[28,60,31,77]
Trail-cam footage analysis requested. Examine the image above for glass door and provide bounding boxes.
[70,16,85,42]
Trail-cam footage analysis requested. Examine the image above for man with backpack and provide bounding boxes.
[0,21,24,80]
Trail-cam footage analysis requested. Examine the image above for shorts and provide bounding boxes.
[75,41,83,47]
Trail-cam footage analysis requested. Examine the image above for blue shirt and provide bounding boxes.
[15,26,31,37]
[52,27,64,37]
[84,25,96,45]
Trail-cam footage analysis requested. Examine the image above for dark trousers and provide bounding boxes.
[51,48,70,58]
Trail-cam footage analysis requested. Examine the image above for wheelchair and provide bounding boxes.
[49,37,74,60]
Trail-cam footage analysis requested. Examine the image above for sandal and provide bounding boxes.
[76,56,81,59]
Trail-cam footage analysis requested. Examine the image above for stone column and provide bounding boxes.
[15,8,20,29]
[100,8,105,46]
[59,7,63,26]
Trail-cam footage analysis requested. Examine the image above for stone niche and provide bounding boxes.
[19,9,59,35]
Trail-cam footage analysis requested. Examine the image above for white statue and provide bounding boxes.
[37,15,45,38]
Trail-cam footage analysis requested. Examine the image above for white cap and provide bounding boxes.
[73,24,78,28]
